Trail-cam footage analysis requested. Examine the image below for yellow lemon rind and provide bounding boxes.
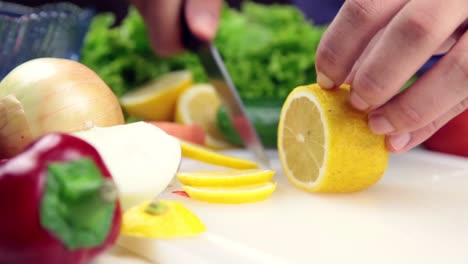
[183,182,277,204]
[121,200,206,239]
[180,140,259,169]
[177,169,275,187]
[120,71,193,121]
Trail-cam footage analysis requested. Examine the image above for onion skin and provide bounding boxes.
[0,95,34,158]
[0,58,124,158]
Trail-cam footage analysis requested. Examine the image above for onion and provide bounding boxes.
[72,122,182,210]
[0,58,124,158]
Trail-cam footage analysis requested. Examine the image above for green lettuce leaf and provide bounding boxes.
[80,3,327,100]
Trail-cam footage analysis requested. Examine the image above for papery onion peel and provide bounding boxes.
[0,58,124,158]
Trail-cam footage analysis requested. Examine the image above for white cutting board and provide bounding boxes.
[97,148,468,264]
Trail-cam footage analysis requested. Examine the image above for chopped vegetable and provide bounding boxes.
[0,133,121,264]
[172,190,190,197]
[80,3,327,100]
[149,122,206,145]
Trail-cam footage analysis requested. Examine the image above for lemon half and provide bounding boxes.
[278,84,389,193]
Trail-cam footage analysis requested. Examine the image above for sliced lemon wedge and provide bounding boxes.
[177,169,275,187]
[183,182,276,204]
[120,71,193,121]
[180,140,259,169]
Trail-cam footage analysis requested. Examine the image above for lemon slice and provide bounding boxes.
[121,200,205,239]
[177,169,275,187]
[278,84,389,193]
[183,182,276,204]
[120,71,193,121]
[175,83,234,149]
[181,140,258,169]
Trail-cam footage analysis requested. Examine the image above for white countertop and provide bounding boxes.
[96,148,468,264]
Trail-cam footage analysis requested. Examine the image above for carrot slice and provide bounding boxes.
[149,122,205,145]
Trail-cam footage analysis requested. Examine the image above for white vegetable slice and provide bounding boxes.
[72,122,181,210]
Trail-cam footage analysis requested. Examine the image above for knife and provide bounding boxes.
[180,3,270,168]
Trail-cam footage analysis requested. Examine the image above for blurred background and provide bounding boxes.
[12,0,348,25]
[14,0,294,23]
[3,0,465,157]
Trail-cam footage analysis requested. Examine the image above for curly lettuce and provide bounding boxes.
[80,2,327,99]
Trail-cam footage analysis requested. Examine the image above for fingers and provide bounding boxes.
[344,29,384,84]
[315,0,408,89]
[350,0,467,111]
[435,20,468,54]
[368,31,468,152]
[132,0,222,57]
[132,0,184,56]
[185,0,222,41]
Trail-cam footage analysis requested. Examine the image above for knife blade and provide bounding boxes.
[180,4,270,168]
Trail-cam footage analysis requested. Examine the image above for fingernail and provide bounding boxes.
[368,115,395,135]
[389,133,411,151]
[193,13,216,38]
[317,72,334,89]
[349,92,370,111]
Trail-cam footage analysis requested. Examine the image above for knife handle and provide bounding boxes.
[180,0,205,52]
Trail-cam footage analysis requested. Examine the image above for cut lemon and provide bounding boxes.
[181,140,259,169]
[120,71,193,121]
[278,84,389,193]
[177,169,275,187]
[121,200,205,239]
[175,83,234,149]
[183,182,276,204]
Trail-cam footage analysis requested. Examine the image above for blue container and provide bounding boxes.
[0,1,94,79]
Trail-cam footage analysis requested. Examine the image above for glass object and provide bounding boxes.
[0,1,94,79]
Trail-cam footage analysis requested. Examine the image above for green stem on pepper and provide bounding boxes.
[40,158,117,250]
[145,200,168,215]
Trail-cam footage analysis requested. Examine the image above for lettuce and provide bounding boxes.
[80,2,327,100]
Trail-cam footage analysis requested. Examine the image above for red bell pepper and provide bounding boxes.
[423,109,468,157]
[0,133,122,264]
